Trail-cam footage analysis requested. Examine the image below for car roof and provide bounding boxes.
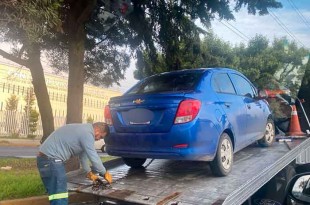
[151,67,238,77]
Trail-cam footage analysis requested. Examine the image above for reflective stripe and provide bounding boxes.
[48,192,68,201]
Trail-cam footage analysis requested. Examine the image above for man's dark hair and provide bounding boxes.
[93,122,110,136]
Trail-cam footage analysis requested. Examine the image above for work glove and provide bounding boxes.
[103,171,113,184]
[86,171,99,182]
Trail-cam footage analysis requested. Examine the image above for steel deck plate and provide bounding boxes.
[67,138,310,205]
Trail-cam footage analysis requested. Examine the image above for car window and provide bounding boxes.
[126,72,203,95]
[230,74,255,98]
[212,73,236,94]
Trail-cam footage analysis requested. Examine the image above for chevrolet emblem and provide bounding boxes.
[133,99,144,104]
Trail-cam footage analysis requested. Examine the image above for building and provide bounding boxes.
[0,63,121,137]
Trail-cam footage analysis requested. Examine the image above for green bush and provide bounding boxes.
[27,134,37,139]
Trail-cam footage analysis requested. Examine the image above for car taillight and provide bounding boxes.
[174,99,201,124]
[104,105,113,125]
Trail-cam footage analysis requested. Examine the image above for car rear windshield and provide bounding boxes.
[126,72,203,95]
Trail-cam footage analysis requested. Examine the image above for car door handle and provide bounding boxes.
[224,103,231,108]
[247,104,251,109]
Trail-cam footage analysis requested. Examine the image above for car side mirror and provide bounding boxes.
[286,173,310,204]
[254,90,268,100]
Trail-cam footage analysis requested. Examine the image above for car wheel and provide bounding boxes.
[122,157,147,168]
[210,133,233,177]
[258,118,275,147]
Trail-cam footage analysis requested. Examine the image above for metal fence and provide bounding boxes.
[0,110,66,138]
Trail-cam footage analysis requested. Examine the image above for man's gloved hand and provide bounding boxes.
[86,171,99,182]
[103,171,112,184]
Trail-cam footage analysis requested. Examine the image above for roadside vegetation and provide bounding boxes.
[0,156,117,201]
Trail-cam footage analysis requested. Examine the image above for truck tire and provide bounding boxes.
[258,118,275,147]
[122,157,146,168]
[210,133,233,177]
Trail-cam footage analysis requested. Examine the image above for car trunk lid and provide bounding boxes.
[109,94,187,133]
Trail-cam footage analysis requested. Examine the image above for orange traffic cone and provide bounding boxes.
[287,105,306,137]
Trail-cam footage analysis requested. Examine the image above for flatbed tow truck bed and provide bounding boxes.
[67,137,310,205]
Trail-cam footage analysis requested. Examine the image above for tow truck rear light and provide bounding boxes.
[104,105,113,125]
[174,99,201,124]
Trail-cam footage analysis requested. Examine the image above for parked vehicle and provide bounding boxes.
[104,68,275,176]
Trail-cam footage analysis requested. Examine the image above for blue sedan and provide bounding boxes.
[104,68,275,176]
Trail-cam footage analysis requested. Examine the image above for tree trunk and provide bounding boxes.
[66,0,96,124]
[65,0,96,172]
[0,46,55,142]
[27,44,55,142]
[66,26,85,124]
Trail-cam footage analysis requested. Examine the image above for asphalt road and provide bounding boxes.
[0,146,106,158]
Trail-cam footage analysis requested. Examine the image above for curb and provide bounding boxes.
[0,193,97,205]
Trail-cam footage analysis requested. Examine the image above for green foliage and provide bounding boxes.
[0,158,45,200]
[86,115,94,123]
[5,95,19,135]
[0,157,117,200]
[23,89,36,114]
[29,109,39,135]
[130,0,282,78]
[23,89,39,137]
[5,94,19,111]
[9,133,20,138]
[0,0,62,43]
[137,32,309,96]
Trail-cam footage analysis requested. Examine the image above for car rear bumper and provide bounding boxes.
[105,121,219,161]
[106,147,215,161]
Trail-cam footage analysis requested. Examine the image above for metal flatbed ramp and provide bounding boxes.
[67,138,310,205]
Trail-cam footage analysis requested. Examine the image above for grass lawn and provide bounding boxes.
[0,156,117,201]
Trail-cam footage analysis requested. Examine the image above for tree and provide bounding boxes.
[24,88,36,117]
[5,94,19,111]
[86,115,94,123]
[130,0,281,79]
[5,94,19,135]
[234,36,308,95]
[0,0,283,133]
[28,109,39,139]
[0,0,62,142]
[50,0,282,126]
[22,88,39,138]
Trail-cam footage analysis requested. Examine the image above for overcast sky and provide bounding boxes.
[116,0,310,93]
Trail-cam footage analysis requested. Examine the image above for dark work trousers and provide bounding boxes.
[37,156,68,205]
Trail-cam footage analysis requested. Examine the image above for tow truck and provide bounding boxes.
[67,136,310,205]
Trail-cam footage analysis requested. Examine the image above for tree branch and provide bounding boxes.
[0,49,30,67]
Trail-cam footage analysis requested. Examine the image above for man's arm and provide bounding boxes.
[82,138,106,174]
[79,152,91,173]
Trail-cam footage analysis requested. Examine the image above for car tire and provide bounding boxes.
[210,133,233,177]
[122,157,146,168]
[258,118,275,147]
